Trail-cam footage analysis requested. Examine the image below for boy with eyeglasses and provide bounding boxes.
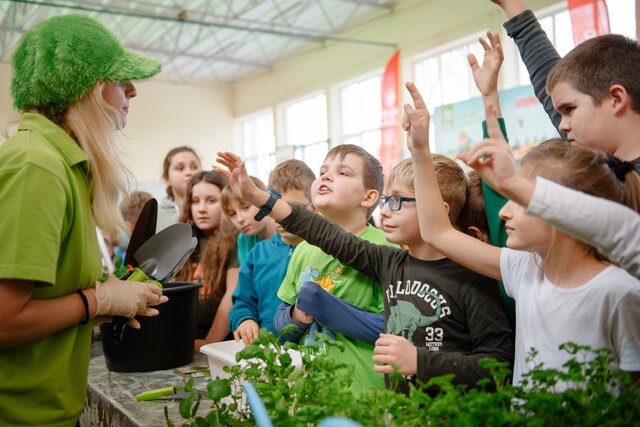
[218,152,514,394]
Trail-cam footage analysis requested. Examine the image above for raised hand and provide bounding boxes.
[215,151,263,207]
[457,105,517,195]
[403,82,431,155]
[468,31,504,98]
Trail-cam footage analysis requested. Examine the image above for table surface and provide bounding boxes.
[80,336,212,427]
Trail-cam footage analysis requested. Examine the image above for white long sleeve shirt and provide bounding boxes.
[526,177,640,278]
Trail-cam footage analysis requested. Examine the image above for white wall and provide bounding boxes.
[0,63,233,190]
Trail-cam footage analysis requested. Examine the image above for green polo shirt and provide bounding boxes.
[0,113,101,427]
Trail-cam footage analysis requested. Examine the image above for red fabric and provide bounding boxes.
[380,51,400,176]
[568,0,610,45]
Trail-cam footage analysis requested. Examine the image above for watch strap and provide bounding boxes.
[254,188,281,221]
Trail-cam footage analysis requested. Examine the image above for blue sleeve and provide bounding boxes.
[229,252,259,332]
[273,301,310,343]
[295,282,384,344]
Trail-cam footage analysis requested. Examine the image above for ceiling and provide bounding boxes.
[0,0,397,85]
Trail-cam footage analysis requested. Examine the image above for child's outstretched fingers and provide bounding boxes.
[215,151,258,199]
[215,151,242,172]
[404,82,430,153]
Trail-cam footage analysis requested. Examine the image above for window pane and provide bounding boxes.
[340,74,382,154]
[240,110,275,183]
[294,140,329,177]
[440,48,472,105]
[554,10,574,56]
[608,0,636,38]
[285,94,328,146]
[414,57,442,108]
[361,129,382,157]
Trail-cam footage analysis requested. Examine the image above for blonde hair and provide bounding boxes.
[63,82,130,235]
[220,176,266,216]
[521,139,640,261]
[119,191,153,224]
[387,156,468,225]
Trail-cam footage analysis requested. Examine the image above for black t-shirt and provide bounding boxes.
[280,206,514,393]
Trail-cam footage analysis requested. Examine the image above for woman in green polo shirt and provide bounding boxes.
[0,15,168,427]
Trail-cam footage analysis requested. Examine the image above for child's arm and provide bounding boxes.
[525,177,640,279]
[469,30,510,248]
[229,257,260,345]
[469,30,503,118]
[406,82,502,280]
[273,301,312,343]
[492,0,564,137]
[296,281,385,343]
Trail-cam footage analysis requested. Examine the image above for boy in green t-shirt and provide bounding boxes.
[218,144,395,392]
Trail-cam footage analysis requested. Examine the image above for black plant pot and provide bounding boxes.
[100,281,201,372]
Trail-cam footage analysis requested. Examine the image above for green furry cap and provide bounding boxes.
[11,14,161,112]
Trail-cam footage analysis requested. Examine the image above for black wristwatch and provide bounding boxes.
[254,188,281,221]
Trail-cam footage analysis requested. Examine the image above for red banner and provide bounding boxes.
[568,0,610,45]
[380,51,400,176]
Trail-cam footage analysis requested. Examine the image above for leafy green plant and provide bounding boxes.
[169,330,640,426]
[99,256,131,282]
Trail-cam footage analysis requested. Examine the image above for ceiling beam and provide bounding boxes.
[4,0,396,48]
[336,0,394,9]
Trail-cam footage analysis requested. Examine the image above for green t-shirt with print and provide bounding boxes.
[278,224,393,392]
[0,113,102,427]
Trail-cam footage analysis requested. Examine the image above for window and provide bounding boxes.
[413,36,484,111]
[281,93,329,176]
[339,74,382,156]
[240,109,275,184]
[607,0,636,39]
[517,1,637,87]
[411,34,485,151]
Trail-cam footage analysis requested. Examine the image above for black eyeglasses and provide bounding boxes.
[378,195,416,211]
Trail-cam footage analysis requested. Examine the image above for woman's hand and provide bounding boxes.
[91,276,168,328]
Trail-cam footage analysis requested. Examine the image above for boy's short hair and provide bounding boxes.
[119,191,153,224]
[326,144,384,195]
[268,159,316,200]
[221,176,266,215]
[546,34,640,112]
[387,156,467,225]
[457,171,489,235]
[326,144,384,216]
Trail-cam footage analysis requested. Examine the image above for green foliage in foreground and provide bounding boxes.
[167,327,639,426]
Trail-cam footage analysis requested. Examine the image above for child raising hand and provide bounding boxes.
[406,81,640,389]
